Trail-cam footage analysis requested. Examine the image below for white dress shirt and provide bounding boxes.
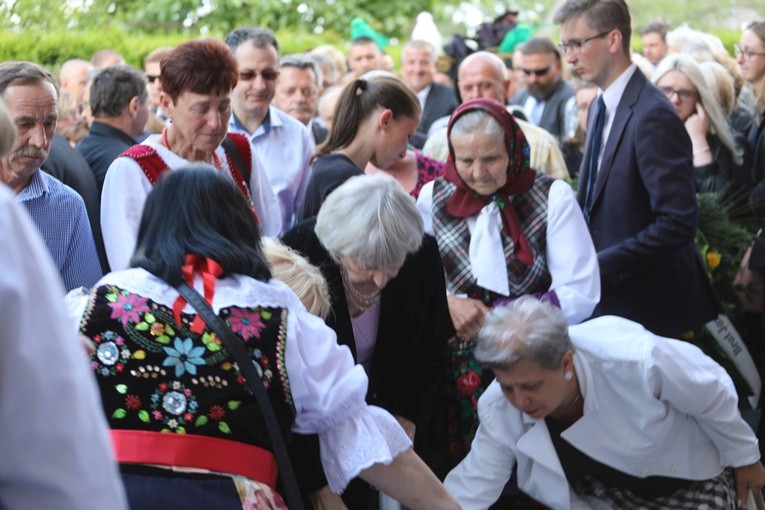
[229,106,314,231]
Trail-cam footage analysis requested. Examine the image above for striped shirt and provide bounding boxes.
[16,171,102,291]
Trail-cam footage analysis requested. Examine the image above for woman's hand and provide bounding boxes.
[685,103,712,166]
[309,486,348,510]
[447,295,490,341]
[685,102,709,142]
[734,461,765,506]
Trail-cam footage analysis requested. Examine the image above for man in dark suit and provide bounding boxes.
[403,39,459,149]
[509,37,574,140]
[77,65,148,192]
[554,0,716,338]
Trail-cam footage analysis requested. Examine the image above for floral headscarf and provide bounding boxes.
[444,98,536,266]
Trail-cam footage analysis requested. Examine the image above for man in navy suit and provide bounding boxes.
[554,0,716,338]
[403,39,459,149]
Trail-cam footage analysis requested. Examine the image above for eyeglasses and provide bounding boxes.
[734,44,765,60]
[521,66,551,77]
[558,31,610,55]
[146,75,160,84]
[659,86,698,102]
[238,69,280,82]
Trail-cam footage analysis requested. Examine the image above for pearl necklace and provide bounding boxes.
[339,265,381,310]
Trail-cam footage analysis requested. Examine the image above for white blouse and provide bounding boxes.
[416,179,600,324]
[69,268,411,494]
[100,136,283,271]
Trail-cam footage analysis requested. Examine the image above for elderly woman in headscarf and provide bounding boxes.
[416,97,599,477]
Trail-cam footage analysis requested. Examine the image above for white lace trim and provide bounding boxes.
[319,405,412,494]
[97,268,305,314]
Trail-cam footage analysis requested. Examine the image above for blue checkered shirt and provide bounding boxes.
[16,171,102,291]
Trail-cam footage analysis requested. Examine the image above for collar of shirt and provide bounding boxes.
[597,63,637,151]
[15,170,47,203]
[416,85,431,110]
[229,107,275,141]
[599,63,637,121]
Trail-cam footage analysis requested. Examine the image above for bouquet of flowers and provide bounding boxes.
[692,192,759,405]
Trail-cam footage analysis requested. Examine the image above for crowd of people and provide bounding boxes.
[2,0,765,508]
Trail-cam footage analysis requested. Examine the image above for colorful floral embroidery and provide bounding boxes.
[149,381,200,433]
[91,330,131,376]
[106,292,150,326]
[162,338,206,377]
[226,308,266,340]
[134,311,175,345]
[88,286,295,441]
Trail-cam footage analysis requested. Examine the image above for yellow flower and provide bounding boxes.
[706,251,721,270]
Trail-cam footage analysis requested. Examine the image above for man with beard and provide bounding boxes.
[226,27,313,232]
[510,37,575,139]
[0,61,101,291]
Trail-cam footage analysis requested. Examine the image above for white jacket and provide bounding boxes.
[445,316,760,510]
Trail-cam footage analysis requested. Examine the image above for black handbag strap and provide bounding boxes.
[175,281,304,510]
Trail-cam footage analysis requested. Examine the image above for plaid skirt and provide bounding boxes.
[571,468,737,510]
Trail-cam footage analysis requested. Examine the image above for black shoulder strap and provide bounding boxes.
[175,282,304,510]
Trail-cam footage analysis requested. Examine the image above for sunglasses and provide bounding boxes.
[238,69,280,82]
[146,75,160,83]
[521,66,551,77]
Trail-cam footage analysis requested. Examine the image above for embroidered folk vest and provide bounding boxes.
[81,285,295,449]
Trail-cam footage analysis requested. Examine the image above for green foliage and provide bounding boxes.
[0,28,189,70]
[0,0,748,71]
[0,0,436,42]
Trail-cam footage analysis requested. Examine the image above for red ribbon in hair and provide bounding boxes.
[444,98,536,266]
[173,255,223,334]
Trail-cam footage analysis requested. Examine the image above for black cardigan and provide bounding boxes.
[281,219,454,503]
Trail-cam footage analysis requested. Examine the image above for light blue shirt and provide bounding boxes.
[229,106,314,231]
[16,171,102,291]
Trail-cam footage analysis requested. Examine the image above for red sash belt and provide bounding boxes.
[111,429,278,489]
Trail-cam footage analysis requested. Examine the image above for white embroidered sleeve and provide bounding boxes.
[285,309,412,493]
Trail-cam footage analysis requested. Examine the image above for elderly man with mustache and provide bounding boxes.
[0,61,102,291]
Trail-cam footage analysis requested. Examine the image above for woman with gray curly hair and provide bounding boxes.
[283,173,453,508]
[446,296,765,509]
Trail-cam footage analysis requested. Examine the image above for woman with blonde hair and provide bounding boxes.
[654,53,748,201]
[261,236,331,319]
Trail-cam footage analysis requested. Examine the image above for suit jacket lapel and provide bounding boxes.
[590,70,646,210]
